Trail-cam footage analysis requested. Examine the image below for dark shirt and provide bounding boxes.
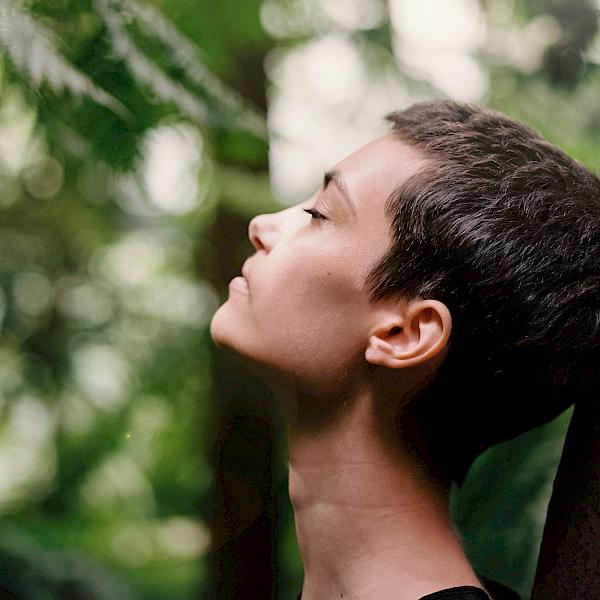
[297,576,521,600]
[419,585,495,599]
[419,576,520,599]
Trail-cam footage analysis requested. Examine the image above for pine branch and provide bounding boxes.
[0,1,129,119]
[95,0,267,138]
[95,0,208,123]
[123,0,268,138]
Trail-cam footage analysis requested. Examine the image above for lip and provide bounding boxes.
[241,260,251,282]
[229,275,249,294]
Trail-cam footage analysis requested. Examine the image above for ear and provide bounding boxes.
[365,299,452,369]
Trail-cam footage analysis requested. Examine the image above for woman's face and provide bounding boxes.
[210,134,427,393]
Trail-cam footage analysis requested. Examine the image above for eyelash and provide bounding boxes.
[303,207,327,221]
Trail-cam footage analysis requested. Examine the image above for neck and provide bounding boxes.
[283,388,482,600]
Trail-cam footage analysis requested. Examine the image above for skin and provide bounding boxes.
[210,134,485,600]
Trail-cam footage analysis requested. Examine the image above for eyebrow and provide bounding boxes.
[323,170,357,216]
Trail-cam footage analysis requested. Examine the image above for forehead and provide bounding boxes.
[333,133,428,213]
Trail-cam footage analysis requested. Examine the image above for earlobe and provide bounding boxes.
[364,299,451,369]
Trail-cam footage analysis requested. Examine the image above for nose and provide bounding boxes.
[248,212,275,252]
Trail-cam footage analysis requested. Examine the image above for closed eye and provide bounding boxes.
[303,207,327,221]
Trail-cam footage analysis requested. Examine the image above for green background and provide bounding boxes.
[0,0,597,598]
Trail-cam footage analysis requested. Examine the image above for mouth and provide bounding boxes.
[241,260,251,281]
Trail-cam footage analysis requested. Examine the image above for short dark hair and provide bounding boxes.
[363,100,600,484]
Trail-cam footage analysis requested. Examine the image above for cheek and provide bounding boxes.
[255,253,365,340]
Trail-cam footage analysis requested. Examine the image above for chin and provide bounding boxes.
[210,306,251,358]
[209,304,233,348]
[209,310,277,382]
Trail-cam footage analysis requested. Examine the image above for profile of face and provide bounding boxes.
[210,134,440,399]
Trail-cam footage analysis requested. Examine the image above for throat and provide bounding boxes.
[288,444,481,600]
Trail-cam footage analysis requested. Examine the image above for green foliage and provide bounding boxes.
[0,1,271,598]
[452,408,573,599]
[0,0,599,598]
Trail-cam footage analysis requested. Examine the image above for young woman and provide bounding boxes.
[210,101,600,600]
